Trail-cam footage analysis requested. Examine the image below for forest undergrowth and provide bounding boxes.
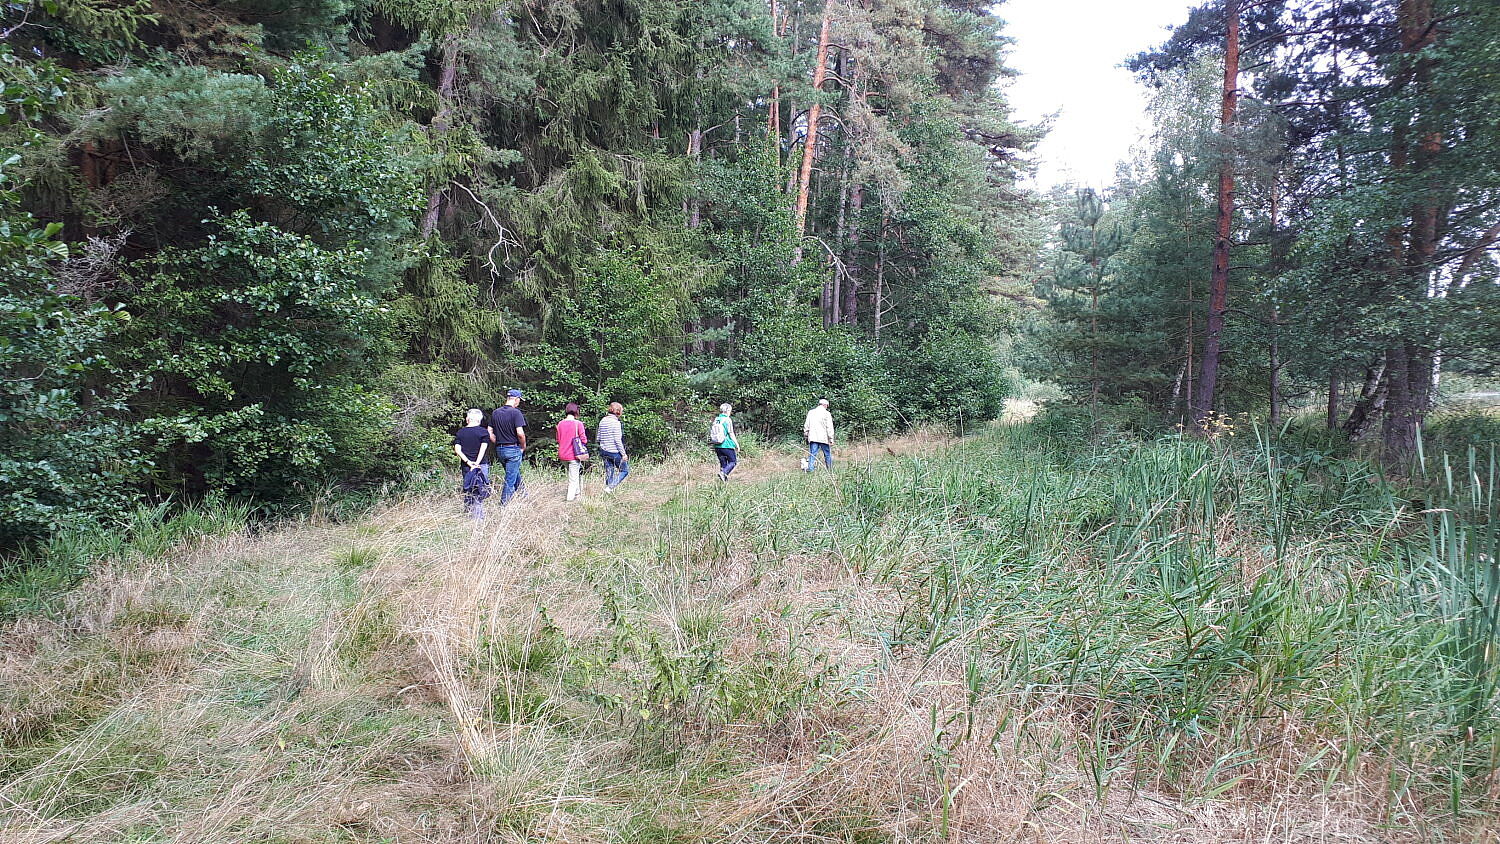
[1,415,1496,843]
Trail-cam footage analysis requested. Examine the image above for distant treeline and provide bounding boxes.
[1030,0,1500,459]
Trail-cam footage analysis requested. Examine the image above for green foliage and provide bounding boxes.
[1427,410,1500,456]
[95,67,272,161]
[240,62,423,252]
[733,317,896,437]
[693,153,899,438]
[0,222,140,546]
[515,248,686,452]
[123,211,399,499]
[395,247,500,369]
[886,327,1007,428]
[0,48,143,549]
[5,0,1039,558]
[1054,0,1500,460]
[0,45,68,131]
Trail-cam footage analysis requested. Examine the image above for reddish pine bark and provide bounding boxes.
[793,0,835,249]
[1193,0,1239,430]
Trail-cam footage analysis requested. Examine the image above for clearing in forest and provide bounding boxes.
[1,422,1495,842]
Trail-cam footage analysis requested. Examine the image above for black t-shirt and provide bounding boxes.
[452,426,491,463]
[491,405,527,447]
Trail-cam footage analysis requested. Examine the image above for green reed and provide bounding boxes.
[702,422,1498,821]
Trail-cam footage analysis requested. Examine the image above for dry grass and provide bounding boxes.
[1,428,1489,842]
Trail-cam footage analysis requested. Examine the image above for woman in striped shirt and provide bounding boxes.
[597,402,629,492]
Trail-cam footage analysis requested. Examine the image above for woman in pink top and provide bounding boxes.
[556,402,589,501]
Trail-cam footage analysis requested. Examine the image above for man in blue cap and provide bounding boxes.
[491,389,528,504]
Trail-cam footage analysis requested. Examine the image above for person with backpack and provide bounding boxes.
[803,398,835,471]
[490,389,527,505]
[710,403,739,481]
[452,409,492,520]
[556,402,589,502]
[597,402,629,493]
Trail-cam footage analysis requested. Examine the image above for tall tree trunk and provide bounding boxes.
[421,34,461,239]
[1269,171,1283,428]
[785,102,802,197]
[829,151,852,327]
[1343,362,1386,440]
[1193,0,1239,430]
[1381,0,1440,465]
[793,0,835,258]
[1184,240,1195,424]
[685,127,705,356]
[684,128,703,229]
[841,180,862,324]
[1382,343,1421,459]
[1326,372,1340,430]
[767,0,781,159]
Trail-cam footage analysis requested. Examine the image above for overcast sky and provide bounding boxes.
[999,0,1200,188]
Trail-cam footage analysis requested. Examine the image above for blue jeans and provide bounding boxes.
[462,464,491,519]
[601,450,629,489]
[497,445,525,504]
[715,447,738,477]
[807,441,832,471]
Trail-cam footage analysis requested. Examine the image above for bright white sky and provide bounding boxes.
[999,0,1200,188]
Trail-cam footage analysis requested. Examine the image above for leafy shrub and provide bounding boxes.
[0,66,146,547]
[513,248,688,453]
[123,212,401,501]
[0,241,144,547]
[731,320,896,440]
[888,327,1009,430]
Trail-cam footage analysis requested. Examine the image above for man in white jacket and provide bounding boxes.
[803,399,835,471]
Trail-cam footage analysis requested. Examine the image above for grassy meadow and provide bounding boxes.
[1,417,1496,842]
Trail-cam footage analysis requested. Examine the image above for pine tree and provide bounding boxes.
[1047,189,1123,417]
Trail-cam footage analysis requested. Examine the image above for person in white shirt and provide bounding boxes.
[803,398,835,471]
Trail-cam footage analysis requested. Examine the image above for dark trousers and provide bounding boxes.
[715,447,738,476]
[601,449,629,489]
[462,465,491,519]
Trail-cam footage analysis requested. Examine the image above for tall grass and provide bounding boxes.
[690,419,1498,827]
[3,423,1492,840]
[0,500,252,619]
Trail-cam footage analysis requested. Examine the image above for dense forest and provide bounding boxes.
[1,0,1039,549]
[2,0,1498,551]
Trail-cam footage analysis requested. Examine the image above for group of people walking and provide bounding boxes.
[452,392,836,520]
